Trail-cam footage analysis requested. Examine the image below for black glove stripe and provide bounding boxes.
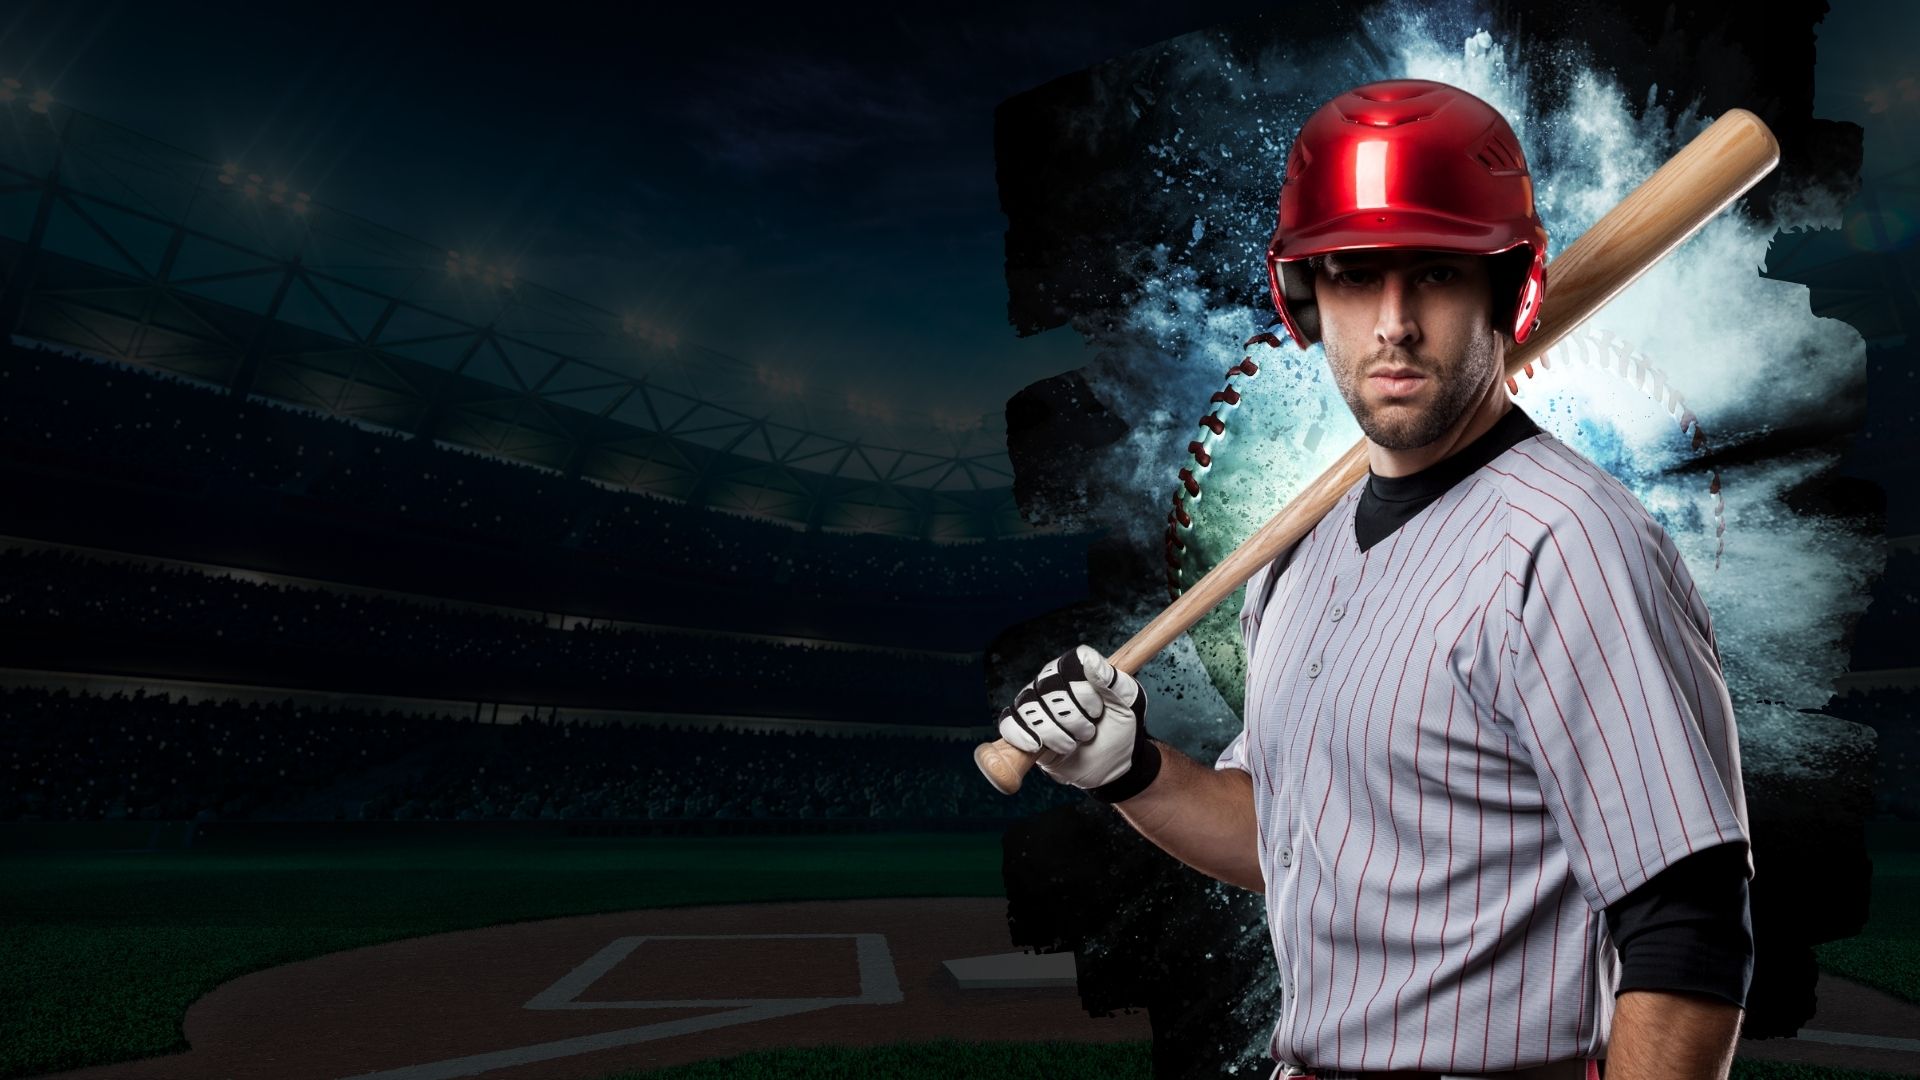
[1037,668,1101,723]
[1011,684,1054,740]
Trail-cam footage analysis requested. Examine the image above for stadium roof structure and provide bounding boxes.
[0,94,1039,541]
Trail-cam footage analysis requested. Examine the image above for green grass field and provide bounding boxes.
[2,831,1006,1079]
[1814,824,1920,1003]
[2,823,1914,1080]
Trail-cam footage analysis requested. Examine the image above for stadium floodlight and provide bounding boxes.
[28,88,52,114]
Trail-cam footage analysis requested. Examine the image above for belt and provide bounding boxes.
[1268,1058,1601,1080]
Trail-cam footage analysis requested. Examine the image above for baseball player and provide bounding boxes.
[998,80,1754,1080]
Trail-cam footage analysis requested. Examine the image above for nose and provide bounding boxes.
[1373,273,1419,349]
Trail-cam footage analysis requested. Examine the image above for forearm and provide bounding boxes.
[1607,989,1742,1080]
[1111,739,1264,893]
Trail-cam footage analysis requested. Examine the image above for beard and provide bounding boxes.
[1328,328,1501,452]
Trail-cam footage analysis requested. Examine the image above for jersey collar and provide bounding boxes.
[1364,402,1544,504]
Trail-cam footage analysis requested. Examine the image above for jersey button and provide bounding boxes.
[1304,658,1320,677]
[1330,603,1345,622]
[1279,847,1293,867]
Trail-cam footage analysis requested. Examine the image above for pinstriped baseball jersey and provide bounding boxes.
[1215,405,1751,1073]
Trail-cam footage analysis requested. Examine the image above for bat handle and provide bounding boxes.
[974,737,1039,795]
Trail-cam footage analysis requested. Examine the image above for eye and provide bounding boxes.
[1424,266,1460,283]
[1333,269,1373,286]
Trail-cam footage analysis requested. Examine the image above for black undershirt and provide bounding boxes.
[1348,404,1753,1009]
[1354,401,1542,553]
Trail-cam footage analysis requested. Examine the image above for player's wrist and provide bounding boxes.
[1088,732,1163,804]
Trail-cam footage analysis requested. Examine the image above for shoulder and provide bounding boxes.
[1478,432,1674,594]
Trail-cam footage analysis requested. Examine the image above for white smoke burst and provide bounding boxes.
[1067,0,1873,743]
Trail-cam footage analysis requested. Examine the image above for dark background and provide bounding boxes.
[1,1,1916,1078]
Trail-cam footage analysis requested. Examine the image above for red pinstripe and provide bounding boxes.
[1671,540,1739,828]
[1575,906,1592,1051]
[1306,524,1401,1059]
[1282,489,1371,1054]
[1344,495,1505,1060]
[1447,577,1503,1070]
[1512,808,1547,1064]
[1513,444,1703,852]
[1536,441,1732,855]
[1321,488,1495,1059]
[1545,872,1562,1061]
[1328,489,1501,1063]
[1405,534,1489,1053]
[1506,612,1613,902]
[1248,489,1358,871]
[1494,480,1652,887]
[1481,720,1517,1073]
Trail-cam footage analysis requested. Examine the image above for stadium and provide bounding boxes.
[0,46,1137,1080]
[4,3,1919,1080]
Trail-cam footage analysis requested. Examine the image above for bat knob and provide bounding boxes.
[974,738,1038,795]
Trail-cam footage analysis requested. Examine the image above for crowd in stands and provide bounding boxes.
[572,498,1081,599]
[3,686,437,821]
[363,714,1077,823]
[0,547,988,722]
[1,686,1082,823]
[0,343,1085,602]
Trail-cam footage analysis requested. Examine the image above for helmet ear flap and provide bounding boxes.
[1278,259,1320,347]
[1487,245,1542,343]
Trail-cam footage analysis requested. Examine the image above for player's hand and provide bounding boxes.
[996,644,1151,793]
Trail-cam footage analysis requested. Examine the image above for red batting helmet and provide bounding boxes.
[1266,78,1548,351]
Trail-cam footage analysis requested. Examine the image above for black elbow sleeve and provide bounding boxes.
[1604,841,1753,1010]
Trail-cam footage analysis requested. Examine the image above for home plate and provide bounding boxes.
[943,950,1078,989]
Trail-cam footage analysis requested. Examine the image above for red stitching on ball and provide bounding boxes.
[1512,329,1728,572]
[1164,337,1273,601]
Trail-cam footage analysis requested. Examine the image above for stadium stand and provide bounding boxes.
[0,341,1091,652]
[0,341,1086,605]
[0,686,1081,823]
[0,546,989,723]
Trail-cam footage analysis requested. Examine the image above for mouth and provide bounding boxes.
[1368,368,1426,397]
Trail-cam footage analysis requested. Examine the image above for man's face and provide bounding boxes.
[1313,248,1505,452]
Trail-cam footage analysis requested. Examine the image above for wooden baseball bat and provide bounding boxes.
[975,106,1779,795]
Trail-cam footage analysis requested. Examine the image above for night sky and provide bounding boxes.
[0,0,1914,431]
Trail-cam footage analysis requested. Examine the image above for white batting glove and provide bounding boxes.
[996,644,1159,801]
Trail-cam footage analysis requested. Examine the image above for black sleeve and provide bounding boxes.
[1604,840,1754,1009]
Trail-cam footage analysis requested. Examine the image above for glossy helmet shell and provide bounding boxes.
[1266,79,1548,350]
